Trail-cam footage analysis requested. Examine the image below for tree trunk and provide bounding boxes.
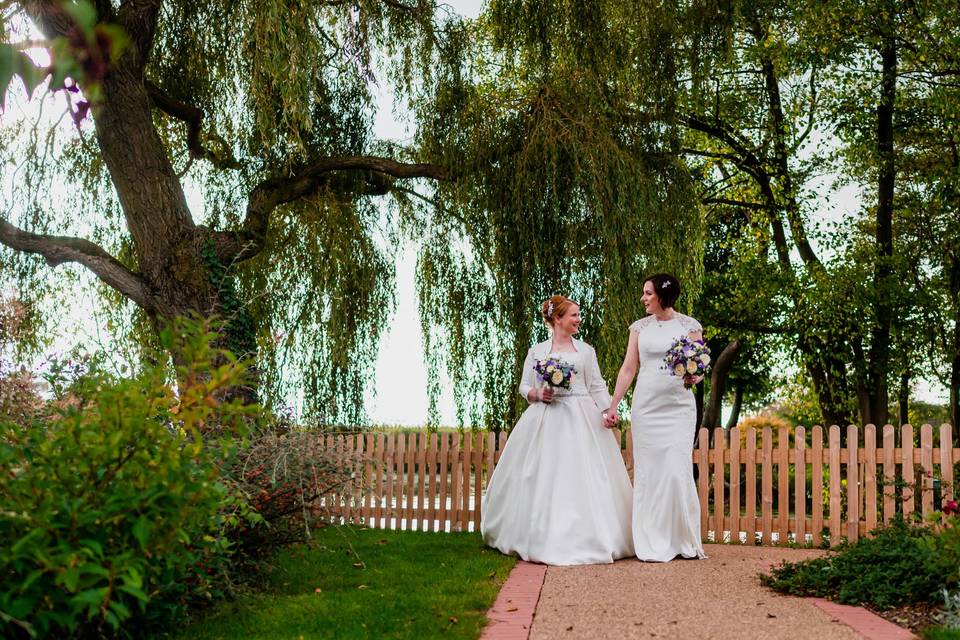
[701,339,742,429]
[92,61,262,404]
[725,385,743,430]
[898,371,909,427]
[865,33,897,434]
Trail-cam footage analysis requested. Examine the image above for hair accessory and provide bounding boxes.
[546,301,554,317]
[661,281,670,289]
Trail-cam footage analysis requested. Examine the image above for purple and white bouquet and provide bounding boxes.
[664,337,711,388]
[533,357,577,390]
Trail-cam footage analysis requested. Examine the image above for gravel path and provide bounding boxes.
[529,545,865,640]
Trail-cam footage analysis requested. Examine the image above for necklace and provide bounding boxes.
[655,312,675,328]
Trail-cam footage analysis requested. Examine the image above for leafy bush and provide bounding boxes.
[0,320,257,638]
[761,518,952,609]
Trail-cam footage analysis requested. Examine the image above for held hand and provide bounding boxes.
[603,409,620,428]
[682,374,704,387]
[540,387,554,403]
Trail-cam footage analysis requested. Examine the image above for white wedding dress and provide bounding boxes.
[629,313,707,561]
[481,338,634,565]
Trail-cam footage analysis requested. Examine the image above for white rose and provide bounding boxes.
[551,371,564,385]
[686,360,698,374]
[674,364,685,376]
[701,354,711,365]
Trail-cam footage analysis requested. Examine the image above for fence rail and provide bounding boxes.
[318,424,956,547]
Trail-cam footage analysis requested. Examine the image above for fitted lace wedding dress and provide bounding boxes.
[629,313,707,561]
[480,339,634,565]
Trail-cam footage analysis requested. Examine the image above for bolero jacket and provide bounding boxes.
[517,338,612,411]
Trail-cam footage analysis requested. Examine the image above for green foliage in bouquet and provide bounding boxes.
[0,318,258,638]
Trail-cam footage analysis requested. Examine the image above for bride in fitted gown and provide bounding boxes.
[481,296,633,565]
[606,274,707,561]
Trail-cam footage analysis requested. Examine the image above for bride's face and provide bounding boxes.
[641,281,663,314]
[554,305,581,335]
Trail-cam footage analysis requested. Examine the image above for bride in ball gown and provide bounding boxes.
[480,295,634,565]
[606,273,708,562]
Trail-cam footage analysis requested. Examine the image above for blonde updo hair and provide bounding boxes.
[541,295,576,327]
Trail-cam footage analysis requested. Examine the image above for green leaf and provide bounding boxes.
[70,587,108,607]
[0,44,16,109]
[131,516,149,549]
[61,567,81,593]
[63,0,98,35]
[107,599,130,621]
[116,584,148,604]
[79,538,103,558]
[15,52,47,98]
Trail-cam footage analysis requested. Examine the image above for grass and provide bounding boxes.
[163,526,516,640]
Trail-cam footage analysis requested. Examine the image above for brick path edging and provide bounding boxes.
[480,561,547,640]
[811,598,918,640]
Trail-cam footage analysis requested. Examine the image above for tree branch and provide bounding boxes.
[21,1,76,39]
[145,81,243,170]
[221,156,450,262]
[0,218,158,311]
[702,197,774,211]
[116,0,162,64]
[701,339,742,429]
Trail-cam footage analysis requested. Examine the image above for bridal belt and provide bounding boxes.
[547,390,589,398]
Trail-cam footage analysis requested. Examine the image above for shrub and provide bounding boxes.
[0,320,257,638]
[761,518,951,609]
[229,427,366,558]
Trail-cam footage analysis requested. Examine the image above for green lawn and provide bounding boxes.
[164,526,516,640]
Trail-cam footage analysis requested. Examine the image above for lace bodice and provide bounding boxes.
[629,313,702,374]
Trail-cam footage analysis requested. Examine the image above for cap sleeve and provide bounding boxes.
[679,314,703,334]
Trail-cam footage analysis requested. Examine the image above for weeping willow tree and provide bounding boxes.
[414,0,735,428]
[1,0,731,427]
[1,0,458,421]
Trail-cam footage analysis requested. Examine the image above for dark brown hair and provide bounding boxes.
[643,273,681,309]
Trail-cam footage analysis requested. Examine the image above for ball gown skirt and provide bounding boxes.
[481,362,634,565]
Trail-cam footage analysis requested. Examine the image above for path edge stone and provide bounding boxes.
[811,598,918,640]
[480,561,548,640]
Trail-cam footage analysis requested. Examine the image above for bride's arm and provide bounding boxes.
[607,330,640,419]
[584,344,612,411]
[517,348,541,404]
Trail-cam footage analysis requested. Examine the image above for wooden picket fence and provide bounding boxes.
[317,423,957,547]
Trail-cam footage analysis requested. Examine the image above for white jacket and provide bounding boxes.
[517,338,613,411]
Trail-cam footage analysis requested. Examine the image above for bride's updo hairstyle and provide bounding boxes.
[643,273,681,309]
[541,295,576,327]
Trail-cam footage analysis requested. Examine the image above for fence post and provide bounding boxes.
[698,428,709,541]
[761,427,773,545]
[942,423,954,503]
[730,427,741,544]
[902,424,915,518]
[846,425,859,542]
[829,426,841,546]
[811,426,823,547]
[794,426,806,545]
[922,424,934,516]
[746,428,757,546]
[713,427,726,541]
[864,424,877,534]
[882,425,895,524]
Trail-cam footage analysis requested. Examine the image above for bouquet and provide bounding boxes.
[664,337,711,389]
[533,357,577,390]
